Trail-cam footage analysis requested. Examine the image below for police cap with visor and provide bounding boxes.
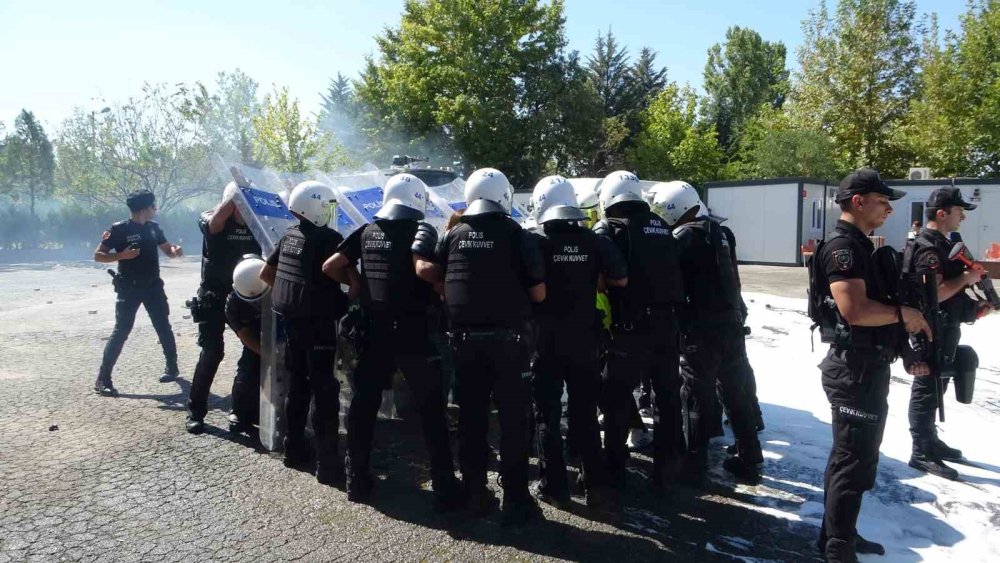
[835,169,905,202]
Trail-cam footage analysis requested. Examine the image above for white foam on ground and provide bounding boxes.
[742,292,1000,562]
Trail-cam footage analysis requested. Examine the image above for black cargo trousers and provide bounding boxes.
[681,323,763,464]
[818,347,891,561]
[908,323,960,452]
[451,325,534,501]
[97,277,177,384]
[533,323,607,495]
[346,312,455,490]
[188,288,260,424]
[284,316,341,468]
[601,308,685,480]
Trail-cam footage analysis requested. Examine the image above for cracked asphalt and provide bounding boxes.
[0,259,822,562]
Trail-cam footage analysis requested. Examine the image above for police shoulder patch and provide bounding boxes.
[833,248,853,271]
[102,230,111,241]
[925,253,940,269]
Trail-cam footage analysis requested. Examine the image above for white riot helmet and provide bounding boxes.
[650,181,705,226]
[288,180,336,226]
[573,179,601,210]
[222,181,239,203]
[232,254,269,302]
[464,167,513,216]
[599,170,646,215]
[376,173,427,220]
[532,175,585,223]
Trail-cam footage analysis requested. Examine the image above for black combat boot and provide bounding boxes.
[530,480,571,508]
[817,532,885,556]
[464,483,499,516]
[94,379,119,397]
[185,415,205,434]
[283,437,311,470]
[159,356,179,383]
[316,441,345,488]
[500,493,543,526]
[227,413,250,435]
[931,437,962,462]
[432,475,466,513]
[824,537,858,563]
[345,473,373,502]
[909,452,958,480]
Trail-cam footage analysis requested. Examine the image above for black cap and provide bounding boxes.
[927,186,977,211]
[835,169,905,202]
[126,189,156,212]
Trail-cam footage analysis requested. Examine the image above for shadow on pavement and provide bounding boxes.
[338,399,966,562]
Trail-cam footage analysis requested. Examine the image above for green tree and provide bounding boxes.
[793,0,919,176]
[187,69,262,165]
[253,85,345,173]
[629,85,723,185]
[902,3,1000,176]
[356,0,584,187]
[56,84,214,212]
[733,105,841,179]
[587,29,634,117]
[3,110,55,219]
[583,31,668,175]
[703,26,789,157]
[318,72,366,165]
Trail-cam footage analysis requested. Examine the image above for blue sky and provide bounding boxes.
[0,0,965,131]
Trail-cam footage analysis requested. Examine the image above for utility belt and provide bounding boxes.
[682,308,743,330]
[613,304,676,332]
[106,270,161,292]
[448,325,525,342]
[185,287,227,324]
[831,345,898,364]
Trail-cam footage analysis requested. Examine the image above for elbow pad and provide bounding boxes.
[411,221,438,259]
[593,219,610,237]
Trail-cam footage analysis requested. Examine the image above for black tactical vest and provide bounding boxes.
[201,215,260,292]
[603,211,684,323]
[444,214,531,328]
[674,218,742,326]
[272,224,345,319]
[904,228,970,324]
[535,222,601,325]
[360,219,436,315]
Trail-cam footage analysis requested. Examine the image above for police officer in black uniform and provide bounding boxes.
[323,173,463,508]
[527,176,628,507]
[903,187,987,479]
[417,168,546,525]
[259,180,347,486]
[222,254,269,435]
[813,169,931,562]
[186,184,261,433]
[93,189,184,396]
[594,171,686,490]
[652,181,764,482]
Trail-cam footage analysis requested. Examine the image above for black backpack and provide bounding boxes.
[806,235,848,348]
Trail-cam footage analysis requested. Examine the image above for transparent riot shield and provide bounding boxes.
[220,162,299,452]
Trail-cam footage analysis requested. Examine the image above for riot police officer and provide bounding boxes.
[528,176,627,508]
[594,171,685,490]
[186,183,261,433]
[813,169,931,562]
[651,181,763,482]
[416,168,546,525]
[904,187,987,479]
[323,173,463,508]
[223,255,268,435]
[259,181,347,486]
[93,189,184,396]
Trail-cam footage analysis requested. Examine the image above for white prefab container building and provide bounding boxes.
[704,177,1000,266]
